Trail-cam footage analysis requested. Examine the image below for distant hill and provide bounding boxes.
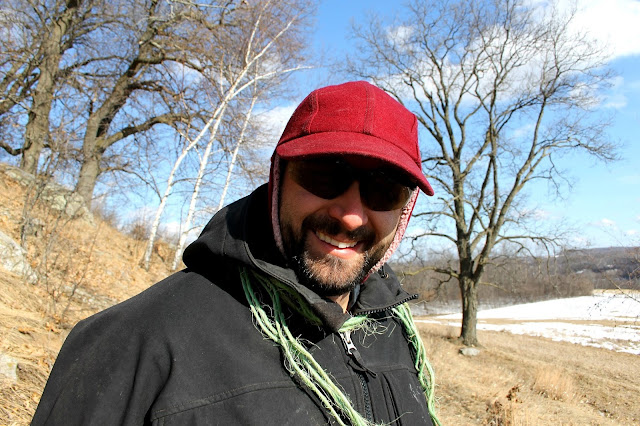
[560,246,639,285]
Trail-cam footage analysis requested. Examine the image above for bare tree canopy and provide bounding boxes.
[1,0,314,207]
[0,0,107,171]
[347,0,619,345]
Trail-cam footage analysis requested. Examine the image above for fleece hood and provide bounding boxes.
[185,82,430,330]
[183,185,415,332]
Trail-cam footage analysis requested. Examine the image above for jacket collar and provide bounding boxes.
[184,184,415,332]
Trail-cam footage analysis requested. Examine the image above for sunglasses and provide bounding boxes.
[286,157,416,211]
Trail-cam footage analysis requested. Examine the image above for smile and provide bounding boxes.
[315,231,357,249]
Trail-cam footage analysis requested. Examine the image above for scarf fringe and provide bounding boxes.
[240,267,441,426]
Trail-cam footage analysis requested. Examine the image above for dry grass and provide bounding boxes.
[532,367,578,403]
[485,385,532,426]
[0,273,60,425]
[0,167,173,425]
[1,167,639,425]
[419,322,640,425]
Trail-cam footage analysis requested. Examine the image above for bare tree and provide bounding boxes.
[138,0,313,271]
[348,0,618,345]
[169,0,313,270]
[71,0,227,205]
[140,120,206,271]
[0,0,250,203]
[0,0,106,172]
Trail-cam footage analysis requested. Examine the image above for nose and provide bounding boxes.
[327,181,368,231]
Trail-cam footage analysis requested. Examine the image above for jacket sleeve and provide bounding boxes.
[31,304,171,426]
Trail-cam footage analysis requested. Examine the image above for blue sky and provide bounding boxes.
[291,0,640,249]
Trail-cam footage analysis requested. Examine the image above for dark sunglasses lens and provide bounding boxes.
[288,158,414,211]
[288,159,350,199]
[361,173,413,211]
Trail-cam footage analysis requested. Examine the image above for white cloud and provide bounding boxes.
[385,25,414,46]
[385,1,638,111]
[569,235,593,247]
[510,123,536,139]
[387,25,415,53]
[593,218,617,228]
[563,0,640,59]
[160,220,182,237]
[531,209,553,220]
[602,76,628,108]
[518,207,555,221]
[255,104,296,141]
[603,94,627,109]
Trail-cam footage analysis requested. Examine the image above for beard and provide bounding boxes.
[280,213,390,297]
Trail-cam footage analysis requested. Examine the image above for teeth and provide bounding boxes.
[316,232,357,249]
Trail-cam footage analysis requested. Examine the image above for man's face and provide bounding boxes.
[279,156,408,297]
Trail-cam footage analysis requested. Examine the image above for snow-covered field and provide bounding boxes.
[416,291,640,355]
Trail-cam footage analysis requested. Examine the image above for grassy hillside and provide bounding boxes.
[1,165,638,425]
[0,164,173,423]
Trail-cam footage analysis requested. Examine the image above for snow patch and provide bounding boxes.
[416,292,640,354]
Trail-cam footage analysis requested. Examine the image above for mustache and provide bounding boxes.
[301,214,376,246]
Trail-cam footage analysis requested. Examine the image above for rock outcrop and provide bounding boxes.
[0,230,37,284]
[0,163,94,224]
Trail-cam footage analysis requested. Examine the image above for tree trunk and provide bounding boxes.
[142,112,222,270]
[216,94,256,211]
[21,76,55,174]
[459,275,479,346]
[20,0,82,174]
[142,143,193,270]
[75,151,100,206]
[20,111,47,174]
[171,106,227,271]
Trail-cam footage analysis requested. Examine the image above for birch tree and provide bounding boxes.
[170,0,312,270]
[139,114,207,270]
[348,0,618,346]
[216,90,258,212]
[138,0,312,270]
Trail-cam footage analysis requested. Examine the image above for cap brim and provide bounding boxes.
[276,132,434,196]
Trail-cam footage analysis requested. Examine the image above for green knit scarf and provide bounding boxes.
[240,267,441,426]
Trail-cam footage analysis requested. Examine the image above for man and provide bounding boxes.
[32,81,440,425]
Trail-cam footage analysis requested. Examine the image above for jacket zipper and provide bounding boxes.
[353,294,418,316]
[340,330,373,422]
[358,373,373,422]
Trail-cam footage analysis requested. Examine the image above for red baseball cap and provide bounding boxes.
[274,81,434,196]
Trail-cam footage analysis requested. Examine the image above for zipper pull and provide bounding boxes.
[340,330,377,378]
[341,330,357,355]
